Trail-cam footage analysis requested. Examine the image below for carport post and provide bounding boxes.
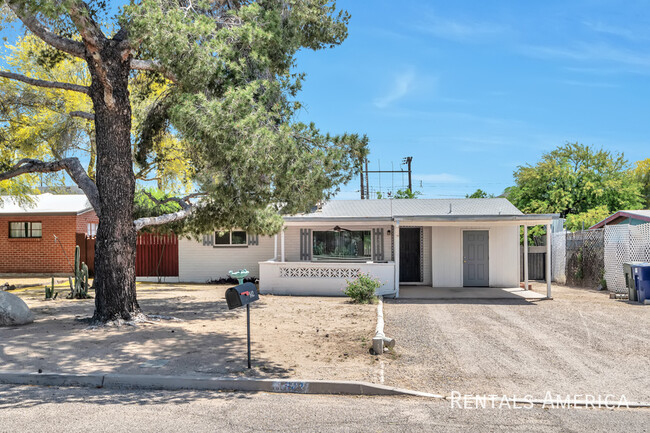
[394,219,400,298]
[274,234,278,261]
[546,223,552,299]
[281,229,285,262]
[523,225,528,291]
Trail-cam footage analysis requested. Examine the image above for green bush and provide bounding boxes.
[344,273,381,303]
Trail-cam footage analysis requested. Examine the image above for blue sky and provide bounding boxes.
[3,1,649,199]
[293,0,650,199]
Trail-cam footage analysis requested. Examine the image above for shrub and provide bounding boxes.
[344,273,381,303]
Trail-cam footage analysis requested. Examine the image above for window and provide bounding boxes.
[87,223,98,236]
[312,230,371,261]
[9,222,42,238]
[214,230,248,246]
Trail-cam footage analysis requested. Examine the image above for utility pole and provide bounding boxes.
[362,156,414,198]
[403,156,413,192]
[365,158,370,199]
[359,162,365,199]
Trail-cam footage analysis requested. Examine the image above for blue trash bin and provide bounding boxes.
[631,264,650,304]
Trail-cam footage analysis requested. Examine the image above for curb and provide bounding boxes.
[0,371,443,398]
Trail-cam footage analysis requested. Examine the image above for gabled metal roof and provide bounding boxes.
[0,193,93,215]
[283,198,558,224]
[589,209,650,229]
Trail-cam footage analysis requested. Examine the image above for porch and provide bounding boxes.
[397,285,546,300]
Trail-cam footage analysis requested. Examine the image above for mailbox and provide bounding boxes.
[225,282,259,310]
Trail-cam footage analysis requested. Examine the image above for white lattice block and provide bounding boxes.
[279,266,361,279]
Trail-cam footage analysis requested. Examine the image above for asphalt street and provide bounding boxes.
[0,385,647,432]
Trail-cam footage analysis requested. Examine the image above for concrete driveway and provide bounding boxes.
[382,283,650,403]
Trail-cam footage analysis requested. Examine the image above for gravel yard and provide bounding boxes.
[0,283,376,382]
[382,283,650,402]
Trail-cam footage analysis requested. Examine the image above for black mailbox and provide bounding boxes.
[225,282,259,310]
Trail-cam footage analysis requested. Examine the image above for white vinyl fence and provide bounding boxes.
[604,224,650,294]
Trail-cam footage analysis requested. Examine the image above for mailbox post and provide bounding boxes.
[225,282,259,369]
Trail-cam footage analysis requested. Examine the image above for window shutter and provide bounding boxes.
[372,228,384,261]
[202,234,214,246]
[248,234,259,246]
[300,229,312,261]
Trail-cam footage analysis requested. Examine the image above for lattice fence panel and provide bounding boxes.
[566,229,604,288]
[604,224,650,294]
[552,232,566,284]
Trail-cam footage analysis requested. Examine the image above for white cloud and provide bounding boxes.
[415,13,507,42]
[373,70,416,109]
[414,173,470,184]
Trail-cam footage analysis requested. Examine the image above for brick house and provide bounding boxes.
[0,194,98,275]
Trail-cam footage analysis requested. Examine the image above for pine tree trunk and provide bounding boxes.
[87,42,138,322]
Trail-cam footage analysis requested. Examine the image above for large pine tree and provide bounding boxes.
[0,0,367,322]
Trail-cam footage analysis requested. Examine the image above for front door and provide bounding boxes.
[399,227,421,282]
[463,230,489,287]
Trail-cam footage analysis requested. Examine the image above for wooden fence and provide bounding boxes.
[76,233,179,277]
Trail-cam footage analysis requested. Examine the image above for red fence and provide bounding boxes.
[76,233,179,277]
[136,233,179,277]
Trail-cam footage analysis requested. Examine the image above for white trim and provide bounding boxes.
[394,220,400,297]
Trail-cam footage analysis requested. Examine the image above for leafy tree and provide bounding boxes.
[465,189,494,199]
[633,158,650,207]
[0,1,368,322]
[507,142,643,217]
[564,205,611,232]
[392,188,421,199]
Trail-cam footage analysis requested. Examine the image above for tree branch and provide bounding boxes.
[6,2,85,58]
[130,59,178,83]
[70,110,95,120]
[133,191,205,230]
[134,207,194,231]
[140,190,204,211]
[0,70,90,94]
[0,158,101,216]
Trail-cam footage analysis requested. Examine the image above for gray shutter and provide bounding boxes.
[248,234,259,246]
[372,228,384,261]
[300,229,312,261]
[202,233,214,246]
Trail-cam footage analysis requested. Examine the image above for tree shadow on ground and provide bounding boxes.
[0,295,291,387]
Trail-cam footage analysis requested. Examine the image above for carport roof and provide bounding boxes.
[284,198,558,223]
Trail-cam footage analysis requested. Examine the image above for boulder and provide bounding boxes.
[0,291,34,326]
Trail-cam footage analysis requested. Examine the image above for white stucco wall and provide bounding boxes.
[431,224,519,287]
[259,260,396,296]
[178,235,275,283]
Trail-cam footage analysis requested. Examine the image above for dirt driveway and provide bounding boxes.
[0,284,376,382]
[382,283,650,402]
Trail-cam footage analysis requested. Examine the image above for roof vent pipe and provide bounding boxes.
[449,203,452,214]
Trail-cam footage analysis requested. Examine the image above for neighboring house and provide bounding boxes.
[0,194,98,275]
[179,198,556,297]
[589,210,650,229]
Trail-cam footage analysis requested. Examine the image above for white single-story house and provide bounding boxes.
[178,198,557,298]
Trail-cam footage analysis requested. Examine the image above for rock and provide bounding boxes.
[0,291,34,326]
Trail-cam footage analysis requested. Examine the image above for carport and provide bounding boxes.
[398,286,547,300]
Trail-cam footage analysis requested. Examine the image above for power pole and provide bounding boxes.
[364,158,370,199]
[403,156,413,192]
[359,162,365,199]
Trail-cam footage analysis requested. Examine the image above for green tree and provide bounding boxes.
[564,205,611,231]
[0,1,367,322]
[633,158,650,208]
[465,189,494,199]
[507,142,643,217]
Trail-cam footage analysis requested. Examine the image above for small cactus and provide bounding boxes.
[44,277,55,300]
[67,245,92,299]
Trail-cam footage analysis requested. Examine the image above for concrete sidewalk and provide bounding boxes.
[398,286,546,300]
